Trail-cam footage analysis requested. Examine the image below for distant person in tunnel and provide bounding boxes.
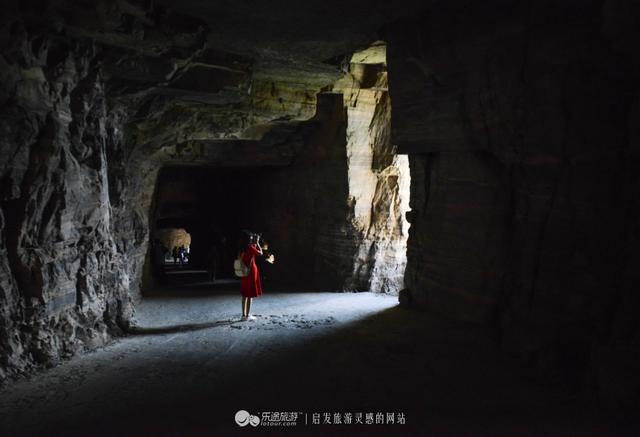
[239,232,263,320]
[178,245,188,265]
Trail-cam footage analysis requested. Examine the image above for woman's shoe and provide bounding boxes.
[247,315,257,321]
[241,315,248,321]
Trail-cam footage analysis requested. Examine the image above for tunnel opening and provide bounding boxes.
[146,165,285,290]
[154,228,192,266]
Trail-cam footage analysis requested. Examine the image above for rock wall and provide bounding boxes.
[386,0,640,407]
[0,14,137,382]
[242,94,356,290]
[0,0,316,382]
[332,43,410,293]
[0,0,222,381]
[243,44,411,293]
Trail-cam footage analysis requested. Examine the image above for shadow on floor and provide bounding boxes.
[127,319,238,335]
[52,307,640,436]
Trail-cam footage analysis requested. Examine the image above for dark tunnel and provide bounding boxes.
[148,165,298,286]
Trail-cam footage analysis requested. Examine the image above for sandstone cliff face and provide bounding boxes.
[387,0,640,407]
[333,43,410,293]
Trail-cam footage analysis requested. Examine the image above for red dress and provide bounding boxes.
[240,244,263,298]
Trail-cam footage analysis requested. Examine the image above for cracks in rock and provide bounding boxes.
[2,114,59,304]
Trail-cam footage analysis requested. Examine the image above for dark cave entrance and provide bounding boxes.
[147,165,285,288]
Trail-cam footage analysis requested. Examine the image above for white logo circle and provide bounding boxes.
[249,414,260,427]
[235,410,260,427]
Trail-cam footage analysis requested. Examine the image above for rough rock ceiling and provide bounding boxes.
[1,0,425,149]
[156,0,423,65]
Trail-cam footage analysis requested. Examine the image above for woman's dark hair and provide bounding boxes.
[238,230,252,251]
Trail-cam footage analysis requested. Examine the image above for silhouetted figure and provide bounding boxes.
[178,245,187,265]
[172,246,179,264]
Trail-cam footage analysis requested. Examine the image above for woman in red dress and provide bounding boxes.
[240,233,263,320]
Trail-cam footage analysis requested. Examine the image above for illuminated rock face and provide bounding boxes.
[332,43,410,293]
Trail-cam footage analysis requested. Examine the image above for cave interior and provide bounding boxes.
[1,0,639,434]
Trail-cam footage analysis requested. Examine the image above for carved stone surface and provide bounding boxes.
[387,0,640,408]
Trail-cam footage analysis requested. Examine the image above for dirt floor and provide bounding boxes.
[0,276,636,436]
